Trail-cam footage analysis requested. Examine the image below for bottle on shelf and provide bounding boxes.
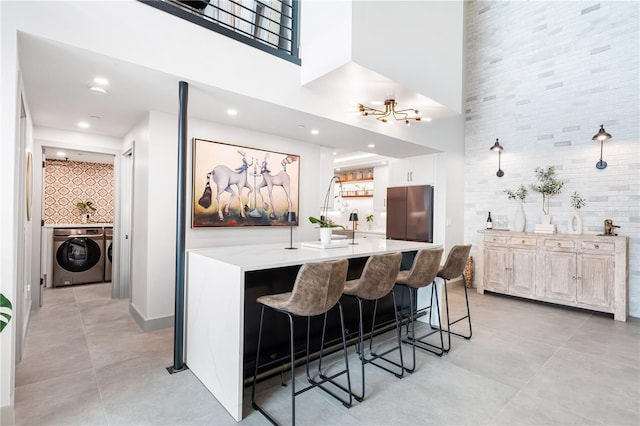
[486,212,493,229]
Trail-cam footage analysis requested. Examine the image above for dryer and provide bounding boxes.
[52,227,104,287]
[104,227,113,282]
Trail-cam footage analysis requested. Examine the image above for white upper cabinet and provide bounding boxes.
[388,154,435,187]
[373,164,388,211]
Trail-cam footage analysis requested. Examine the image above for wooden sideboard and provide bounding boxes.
[476,230,629,321]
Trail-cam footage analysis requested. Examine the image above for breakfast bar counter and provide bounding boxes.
[186,239,440,421]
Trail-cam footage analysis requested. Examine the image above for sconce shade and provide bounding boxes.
[489,139,504,151]
[287,211,297,223]
[592,124,612,141]
[349,212,359,222]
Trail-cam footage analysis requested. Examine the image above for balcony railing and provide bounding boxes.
[141,0,300,64]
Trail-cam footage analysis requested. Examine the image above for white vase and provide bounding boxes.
[541,214,552,225]
[568,209,583,235]
[513,202,526,232]
[320,228,332,246]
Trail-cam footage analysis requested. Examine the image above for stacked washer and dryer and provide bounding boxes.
[52,226,113,287]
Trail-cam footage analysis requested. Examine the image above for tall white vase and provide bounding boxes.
[320,228,333,246]
[568,209,583,235]
[513,202,526,232]
[541,214,552,225]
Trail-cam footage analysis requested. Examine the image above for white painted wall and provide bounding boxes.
[124,114,151,320]
[463,1,639,317]
[351,1,464,113]
[299,0,353,85]
[1,7,21,418]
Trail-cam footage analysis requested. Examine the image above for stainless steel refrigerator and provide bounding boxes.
[386,185,434,242]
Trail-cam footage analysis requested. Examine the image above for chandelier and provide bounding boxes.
[357,99,422,125]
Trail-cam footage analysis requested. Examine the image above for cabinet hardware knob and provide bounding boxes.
[521,240,525,244]
[557,243,561,247]
[594,244,599,249]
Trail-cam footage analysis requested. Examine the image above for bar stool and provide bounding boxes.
[251,258,352,425]
[342,252,403,401]
[438,244,473,353]
[394,248,444,370]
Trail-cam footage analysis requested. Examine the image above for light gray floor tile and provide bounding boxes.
[520,346,640,425]
[15,369,107,426]
[14,284,640,426]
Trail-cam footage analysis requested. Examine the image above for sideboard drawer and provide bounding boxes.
[545,239,575,249]
[581,241,615,252]
[485,235,508,244]
[510,237,537,246]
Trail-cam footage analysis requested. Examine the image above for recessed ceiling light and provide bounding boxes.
[371,100,383,106]
[310,129,319,135]
[93,77,109,85]
[227,109,238,116]
[333,152,337,155]
[368,144,375,148]
[335,168,341,171]
[424,117,433,122]
[78,121,90,129]
[89,86,107,95]
[57,151,66,157]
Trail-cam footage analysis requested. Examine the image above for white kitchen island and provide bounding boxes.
[186,238,440,421]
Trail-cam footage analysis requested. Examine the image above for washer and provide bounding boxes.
[104,227,113,282]
[52,227,104,287]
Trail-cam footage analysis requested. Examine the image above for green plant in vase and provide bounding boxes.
[568,192,586,235]
[530,166,564,223]
[504,184,528,232]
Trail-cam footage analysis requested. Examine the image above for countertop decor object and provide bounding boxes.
[505,184,528,232]
[309,175,347,229]
[568,192,586,235]
[349,209,359,245]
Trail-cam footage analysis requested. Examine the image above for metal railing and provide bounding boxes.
[141,0,300,64]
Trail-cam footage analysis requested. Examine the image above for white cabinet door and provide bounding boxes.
[388,158,411,186]
[373,165,388,211]
[409,154,435,185]
[387,155,434,186]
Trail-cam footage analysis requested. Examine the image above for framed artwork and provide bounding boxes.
[192,138,300,228]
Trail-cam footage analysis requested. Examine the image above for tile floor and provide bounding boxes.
[15,282,640,425]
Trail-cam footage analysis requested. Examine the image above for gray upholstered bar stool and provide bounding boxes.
[251,258,353,425]
[394,248,445,370]
[438,244,473,353]
[342,252,403,401]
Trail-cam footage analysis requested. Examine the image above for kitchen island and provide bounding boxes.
[186,238,440,421]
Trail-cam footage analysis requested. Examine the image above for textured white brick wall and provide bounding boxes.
[464,1,640,317]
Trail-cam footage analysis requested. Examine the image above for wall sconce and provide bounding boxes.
[592,124,611,170]
[489,138,504,177]
[348,209,359,245]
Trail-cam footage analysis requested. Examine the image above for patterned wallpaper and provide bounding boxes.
[44,159,114,224]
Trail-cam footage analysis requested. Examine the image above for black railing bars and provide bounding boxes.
[141,0,300,65]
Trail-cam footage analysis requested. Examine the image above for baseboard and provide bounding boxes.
[1,404,15,426]
[129,303,174,332]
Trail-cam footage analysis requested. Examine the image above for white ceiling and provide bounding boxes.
[18,32,452,169]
